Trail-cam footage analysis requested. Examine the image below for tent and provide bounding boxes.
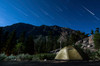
[55,46,83,60]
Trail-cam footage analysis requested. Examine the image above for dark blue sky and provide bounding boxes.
[0,0,100,33]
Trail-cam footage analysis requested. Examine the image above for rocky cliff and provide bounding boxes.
[75,35,96,52]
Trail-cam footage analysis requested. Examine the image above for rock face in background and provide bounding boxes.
[75,35,96,52]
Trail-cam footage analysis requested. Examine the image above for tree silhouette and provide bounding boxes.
[91,30,94,35]
[0,27,3,52]
[5,30,16,55]
[94,32,100,49]
[25,35,34,54]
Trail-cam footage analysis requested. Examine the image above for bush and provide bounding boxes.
[87,49,100,60]
[23,54,33,60]
[4,54,33,61]
[36,53,56,60]
[16,54,25,60]
[32,55,40,61]
[0,53,7,61]
[16,54,33,61]
[16,54,41,61]
[89,52,98,60]
[0,53,56,61]
[5,54,16,61]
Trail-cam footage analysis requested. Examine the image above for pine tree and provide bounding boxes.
[0,27,3,52]
[52,36,59,50]
[41,36,47,53]
[15,42,25,54]
[18,31,26,43]
[91,30,94,35]
[35,38,41,53]
[15,32,26,54]
[95,28,99,33]
[47,31,54,51]
[68,34,78,46]
[25,35,34,54]
[1,31,9,52]
[5,30,17,55]
[93,32,100,49]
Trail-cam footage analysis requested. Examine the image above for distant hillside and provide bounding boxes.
[0,23,89,54]
[1,23,88,43]
[2,23,73,38]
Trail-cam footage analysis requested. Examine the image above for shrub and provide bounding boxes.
[32,55,40,61]
[23,54,33,60]
[87,49,100,60]
[16,54,25,60]
[36,53,56,60]
[89,52,98,60]
[0,53,7,61]
[1,53,56,61]
[5,54,16,61]
[16,54,33,61]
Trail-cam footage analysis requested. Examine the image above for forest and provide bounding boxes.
[0,23,88,55]
[0,24,100,61]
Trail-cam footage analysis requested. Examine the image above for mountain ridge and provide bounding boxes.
[0,22,88,45]
[2,23,74,36]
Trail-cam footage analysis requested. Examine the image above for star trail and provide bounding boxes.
[0,0,100,33]
[82,5,100,21]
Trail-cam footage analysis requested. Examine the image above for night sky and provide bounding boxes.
[0,0,100,33]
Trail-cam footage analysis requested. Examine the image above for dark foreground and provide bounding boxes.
[0,61,100,66]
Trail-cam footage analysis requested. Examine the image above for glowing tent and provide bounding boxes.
[55,46,83,60]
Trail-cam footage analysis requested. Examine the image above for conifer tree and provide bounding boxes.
[94,30,100,49]
[68,34,78,46]
[25,35,34,54]
[1,31,9,52]
[18,31,26,43]
[95,28,99,33]
[0,27,3,52]
[91,30,94,35]
[5,30,16,55]
[15,32,26,54]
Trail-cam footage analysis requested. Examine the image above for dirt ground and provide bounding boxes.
[0,61,100,66]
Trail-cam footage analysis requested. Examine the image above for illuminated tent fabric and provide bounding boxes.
[55,46,83,60]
